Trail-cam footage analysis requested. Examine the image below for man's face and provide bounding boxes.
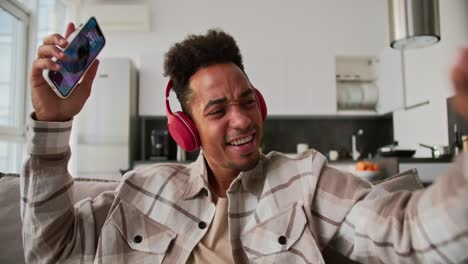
[188,63,263,176]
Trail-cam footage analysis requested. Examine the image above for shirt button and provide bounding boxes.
[198,221,207,229]
[278,235,287,245]
[134,235,143,244]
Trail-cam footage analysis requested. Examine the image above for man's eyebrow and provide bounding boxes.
[203,97,227,112]
[203,89,254,112]
[240,89,254,98]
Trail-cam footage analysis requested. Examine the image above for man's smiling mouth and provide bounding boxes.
[226,129,257,146]
[227,134,253,146]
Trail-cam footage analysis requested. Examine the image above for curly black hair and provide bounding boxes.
[163,29,245,115]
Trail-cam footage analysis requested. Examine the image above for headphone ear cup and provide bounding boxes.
[167,111,200,152]
[253,88,268,121]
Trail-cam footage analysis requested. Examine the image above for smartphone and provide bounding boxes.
[43,17,106,99]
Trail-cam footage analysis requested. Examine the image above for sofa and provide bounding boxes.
[0,173,119,264]
[1,169,423,263]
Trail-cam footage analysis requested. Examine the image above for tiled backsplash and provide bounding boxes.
[139,116,200,162]
[262,115,394,159]
[139,114,394,162]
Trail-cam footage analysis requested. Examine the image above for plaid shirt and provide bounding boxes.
[21,115,468,264]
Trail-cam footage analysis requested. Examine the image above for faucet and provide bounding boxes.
[352,129,364,160]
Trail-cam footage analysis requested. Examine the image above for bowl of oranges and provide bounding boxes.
[351,161,381,181]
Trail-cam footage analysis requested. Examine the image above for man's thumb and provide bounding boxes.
[81,59,100,88]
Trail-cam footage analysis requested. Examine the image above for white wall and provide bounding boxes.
[94,0,388,115]
[80,0,468,157]
[393,0,468,157]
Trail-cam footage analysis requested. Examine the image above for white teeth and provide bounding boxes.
[230,135,253,146]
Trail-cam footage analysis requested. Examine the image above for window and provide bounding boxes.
[0,2,28,130]
[36,0,66,49]
[0,0,29,173]
[0,0,68,173]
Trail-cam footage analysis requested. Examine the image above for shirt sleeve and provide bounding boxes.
[20,113,117,264]
[318,155,468,264]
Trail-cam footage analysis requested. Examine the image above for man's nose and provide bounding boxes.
[228,106,252,130]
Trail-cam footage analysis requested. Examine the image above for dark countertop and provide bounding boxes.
[328,156,453,164]
[136,156,454,166]
[134,159,194,165]
[328,159,356,164]
[386,156,453,163]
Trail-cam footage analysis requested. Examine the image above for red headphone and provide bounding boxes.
[165,80,267,152]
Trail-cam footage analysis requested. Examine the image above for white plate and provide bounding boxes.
[349,169,381,181]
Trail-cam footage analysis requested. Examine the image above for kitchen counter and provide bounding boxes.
[133,160,186,170]
[329,156,455,183]
[134,155,456,184]
[397,156,453,163]
[328,159,356,164]
[134,160,193,169]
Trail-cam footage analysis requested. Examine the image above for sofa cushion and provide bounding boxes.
[0,174,119,264]
[0,174,25,264]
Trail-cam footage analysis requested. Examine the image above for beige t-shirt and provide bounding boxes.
[187,197,234,264]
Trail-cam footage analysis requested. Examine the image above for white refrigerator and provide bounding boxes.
[71,58,138,180]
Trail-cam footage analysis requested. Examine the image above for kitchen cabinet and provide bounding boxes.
[335,47,404,115]
[245,53,336,115]
[243,54,288,115]
[335,56,379,112]
[375,47,404,114]
[285,54,336,115]
[139,51,337,116]
[138,49,402,116]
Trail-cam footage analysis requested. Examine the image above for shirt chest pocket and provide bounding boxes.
[241,201,324,264]
[103,200,177,264]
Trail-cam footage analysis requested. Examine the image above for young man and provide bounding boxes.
[22,22,468,263]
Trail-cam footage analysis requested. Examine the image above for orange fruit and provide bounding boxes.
[356,162,366,171]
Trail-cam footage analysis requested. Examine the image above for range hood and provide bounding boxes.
[388,0,441,50]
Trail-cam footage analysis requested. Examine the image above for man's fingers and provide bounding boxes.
[74,63,98,100]
[41,22,75,49]
[453,96,468,120]
[452,50,468,96]
[457,48,468,65]
[78,59,100,96]
[37,45,66,60]
[42,33,68,48]
[32,58,61,71]
[64,23,75,39]
[451,48,468,120]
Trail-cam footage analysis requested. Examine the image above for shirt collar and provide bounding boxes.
[182,151,267,200]
[182,151,209,200]
[235,152,266,197]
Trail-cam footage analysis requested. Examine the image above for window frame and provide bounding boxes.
[0,0,72,173]
[0,0,30,142]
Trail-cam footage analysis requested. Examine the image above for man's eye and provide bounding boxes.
[209,109,225,116]
[245,100,256,106]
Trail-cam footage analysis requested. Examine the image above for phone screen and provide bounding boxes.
[49,17,105,97]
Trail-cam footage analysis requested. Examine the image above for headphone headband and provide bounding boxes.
[165,80,174,115]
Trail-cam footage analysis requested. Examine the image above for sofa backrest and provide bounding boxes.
[0,173,119,264]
